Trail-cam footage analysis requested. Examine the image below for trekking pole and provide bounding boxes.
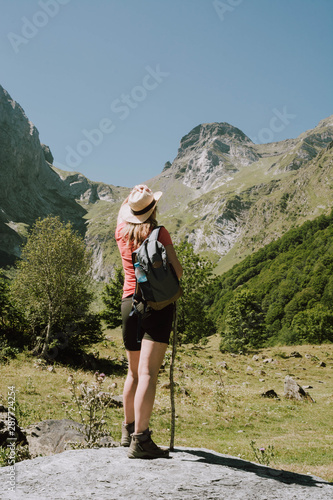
[169,303,178,451]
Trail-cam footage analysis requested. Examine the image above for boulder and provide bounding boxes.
[24,419,118,457]
[261,390,279,399]
[284,376,315,402]
[289,351,302,358]
[97,392,123,408]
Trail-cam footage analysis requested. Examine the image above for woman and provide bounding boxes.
[115,184,183,459]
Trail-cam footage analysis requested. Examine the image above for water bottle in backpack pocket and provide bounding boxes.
[134,261,148,283]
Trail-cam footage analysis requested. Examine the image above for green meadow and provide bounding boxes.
[1,330,332,482]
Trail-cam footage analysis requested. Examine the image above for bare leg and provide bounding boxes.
[134,339,168,434]
[123,350,140,424]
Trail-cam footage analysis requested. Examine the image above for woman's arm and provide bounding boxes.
[165,245,183,279]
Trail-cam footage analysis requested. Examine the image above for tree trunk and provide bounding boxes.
[41,311,53,359]
[32,331,44,355]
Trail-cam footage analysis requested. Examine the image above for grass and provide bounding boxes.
[0,333,332,482]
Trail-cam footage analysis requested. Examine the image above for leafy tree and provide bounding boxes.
[291,304,333,344]
[322,275,333,308]
[11,216,102,359]
[283,287,319,326]
[101,267,124,328]
[175,241,216,344]
[0,270,12,332]
[220,289,266,353]
[0,270,27,350]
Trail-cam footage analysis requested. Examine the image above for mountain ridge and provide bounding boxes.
[1,83,332,279]
[148,116,333,273]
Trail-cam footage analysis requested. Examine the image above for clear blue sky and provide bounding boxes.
[1,0,332,187]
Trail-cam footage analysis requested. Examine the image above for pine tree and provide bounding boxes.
[101,267,124,328]
[175,242,216,344]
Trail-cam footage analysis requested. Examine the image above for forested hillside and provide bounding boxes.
[209,209,333,350]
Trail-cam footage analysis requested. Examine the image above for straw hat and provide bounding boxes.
[118,184,163,224]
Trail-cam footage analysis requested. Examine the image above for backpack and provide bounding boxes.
[131,226,182,312]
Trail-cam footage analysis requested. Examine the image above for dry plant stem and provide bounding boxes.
[67,374,109,446]
[169,304,178,451]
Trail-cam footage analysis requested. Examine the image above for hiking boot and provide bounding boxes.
[128,430,169,459]
[121,421,134,447]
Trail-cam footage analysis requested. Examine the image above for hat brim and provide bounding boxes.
[118,191,163,224]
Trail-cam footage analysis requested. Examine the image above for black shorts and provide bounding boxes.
[121,296,174,351]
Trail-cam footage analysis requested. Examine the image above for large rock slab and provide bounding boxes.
[0,447,331,500]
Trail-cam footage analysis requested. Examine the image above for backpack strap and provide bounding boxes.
[146,226,168,270]
[130,231,157,345]
[148,226,162,241]
[129,281,147,344]
[131,226,162,267]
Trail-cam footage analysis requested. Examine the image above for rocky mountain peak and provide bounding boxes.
[178,122,253,153]
[169,122,260,192]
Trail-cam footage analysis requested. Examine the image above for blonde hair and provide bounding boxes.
[121,210,158,249]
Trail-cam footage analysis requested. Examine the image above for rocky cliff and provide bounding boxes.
[0,85,125,273]
[0,85,84,264]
